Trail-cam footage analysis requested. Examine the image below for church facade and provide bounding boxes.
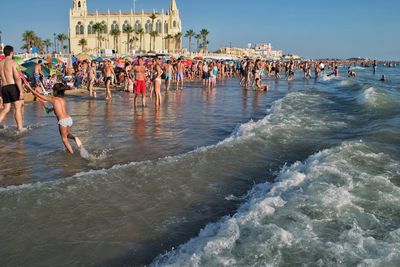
[69,0,182,55]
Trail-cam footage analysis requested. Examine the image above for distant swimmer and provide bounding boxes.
[347,67,356,77]
[28,83,82,154]
[373,60,377,74]
[0,45,26,133]
[380,75,385,81]
[254,77,269,91]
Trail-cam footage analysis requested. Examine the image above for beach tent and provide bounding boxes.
[21,62,50,77]
[12,56,24,65]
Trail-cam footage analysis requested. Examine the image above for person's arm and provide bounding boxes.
[28,87,55,104]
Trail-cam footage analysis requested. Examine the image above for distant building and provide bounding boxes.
[218,42,283,59]
[254,43,282,59]
[69,0,182,55]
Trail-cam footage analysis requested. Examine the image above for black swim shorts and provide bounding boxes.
[1,84,21,104]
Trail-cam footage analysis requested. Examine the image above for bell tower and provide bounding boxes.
[71,0,87,17]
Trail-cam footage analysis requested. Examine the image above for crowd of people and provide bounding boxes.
[0,44,394,154]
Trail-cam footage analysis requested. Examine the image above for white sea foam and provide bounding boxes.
[152,141,400,266]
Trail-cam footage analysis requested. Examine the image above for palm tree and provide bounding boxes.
[148,12,157,51]
[22,30,36,53]
[185,29,195,53]
[110,28,121,52]
[195,33,202,53]
[123,25,134,53]
[130,36,139,50]
[164,34,173,52]
[93,22,106,54]
[200,29,209,54]
[43,39,52,54]
[57,33,68,54]
[174,32,182,51]
[78,38,88,52]
[33,36,44,53]
[149,31,159,52]
[136,28,145,51]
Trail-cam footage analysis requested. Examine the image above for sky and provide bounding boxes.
[0,0,399,60]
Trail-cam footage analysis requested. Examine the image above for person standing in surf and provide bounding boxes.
[103,59,115,100]
[0,45,25,133]
[133,57,147,107]
[27,83,82,154]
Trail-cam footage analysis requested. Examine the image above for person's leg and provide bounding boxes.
[134,94,138,106]
[142,92,146,107]
[66,127,82,148]
[0,103,11,125]
[12,100,24,131]
[59,125,74,154]
[106,80,112,99]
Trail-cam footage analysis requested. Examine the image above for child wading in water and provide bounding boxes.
[28,83,82,154]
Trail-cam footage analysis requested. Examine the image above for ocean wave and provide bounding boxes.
[152,141,400,266]
[0,91,345,193]
[356,86,400,109]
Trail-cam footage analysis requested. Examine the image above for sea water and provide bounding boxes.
[0,66,399,266]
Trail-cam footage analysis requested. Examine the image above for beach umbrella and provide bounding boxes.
[27,58,45,64]
[21,62,50,77]
[95,56,104,62]
[76,53,91,61]
[12,56,24,65]
[114,57,126,63]
[46,57,63,64]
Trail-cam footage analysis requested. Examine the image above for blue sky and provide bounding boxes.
[0,0,399,60]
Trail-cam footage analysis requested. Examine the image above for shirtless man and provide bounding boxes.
[133,57,147,107]
[34,60,44,92]
[103,59,115,100]
[0,46,25,132]
[176,59,184,89]
[163,60,173,91]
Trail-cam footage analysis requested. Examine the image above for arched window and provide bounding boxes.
[173,21,177,28]
[111,21,119,31]
[156,20,162,33]
[164,22,168,34]
[145,20,151,33]
[122,20,130,31]
[80,24,84,34]
[101,21,107,33]
[134,20,141,32]
[78,1,81,8]
[88,21,93,34]
[76,22,82,35]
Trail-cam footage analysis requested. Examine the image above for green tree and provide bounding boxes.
[184,29,195,53]
[43,39,52,54]
[123,25,134,53]
[110,28,121,52]
[148,12,157,51]
[164,34,173,52]
[78,38,88,52]
[130,36,139,51]
[93,22,106,54]
[174,32,182,51]
[150,31,159,52]
[136,28,145,52]
[195,33,202,52]
[200,29,209,54]
[57,33,68,54]
[22,30,36,53]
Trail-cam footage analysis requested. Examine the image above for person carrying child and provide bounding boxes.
[28,83,82,154]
